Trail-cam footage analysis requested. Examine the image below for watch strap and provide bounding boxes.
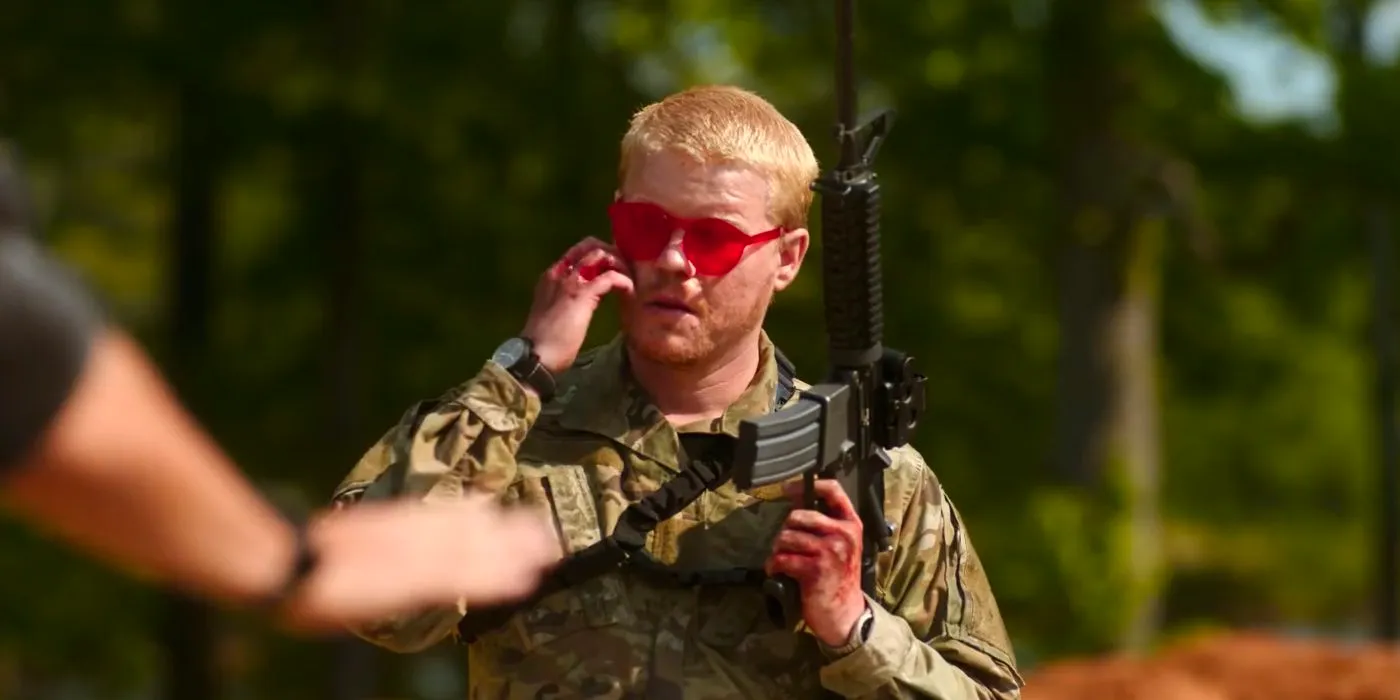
[501,339,556,402]
[514,357,556,403]
[820,602,876,658]
[257,518,321,616]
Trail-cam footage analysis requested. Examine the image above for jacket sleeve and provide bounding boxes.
[818,448,1025,699]
[329,360,541,653]
[0,234,103,476]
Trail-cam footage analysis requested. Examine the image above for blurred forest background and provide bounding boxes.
[2,0,1399,698]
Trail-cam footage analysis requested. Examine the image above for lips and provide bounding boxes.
[644,296,696,314]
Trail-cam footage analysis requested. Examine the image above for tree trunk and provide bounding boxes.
[1365,205,1400,641]
[1046,0,1163,653]
[1113,219,1165,652]
[319,0,380,696]
[322,99,379,700]
[1339,0,1400,643]
[160,76,222,700]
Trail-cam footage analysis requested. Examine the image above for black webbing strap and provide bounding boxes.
[454,346,801,644]
[455,433,737,643]
[626,555,766,587]
[774,347,797,409]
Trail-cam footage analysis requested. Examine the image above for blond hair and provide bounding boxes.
[618,85,820,231]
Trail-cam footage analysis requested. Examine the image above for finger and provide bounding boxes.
[459,489,501,509]
[548,237,612,280]
[781,480,825,508]
[457,520,560,604]
[460,567,544,606]
[578,260,605,282]
[811,479,860,522]
[484,498,560,540]
[562,236,612,266]
[771,529,825,557]
[575,248,625,282]
[445,496,554,552]
[766,552,820,581]
[781,508,850,538]
[574,246,611,268]
[510,509,566,564]
[583,269,635,298]
[780,514,859,566]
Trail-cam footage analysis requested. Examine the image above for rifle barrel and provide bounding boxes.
[835,0,857,168]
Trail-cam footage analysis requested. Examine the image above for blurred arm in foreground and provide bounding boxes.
[0,158,559,634]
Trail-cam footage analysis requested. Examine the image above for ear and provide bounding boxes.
[772,228,809,292]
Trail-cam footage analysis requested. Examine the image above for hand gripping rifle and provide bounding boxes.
[732,0,927,629]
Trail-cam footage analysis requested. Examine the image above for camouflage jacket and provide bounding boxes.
[331,332,1024,699]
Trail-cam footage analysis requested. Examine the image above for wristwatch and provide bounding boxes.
[821,602,876,658]
[257,517,321,617]
[491,336,556,403]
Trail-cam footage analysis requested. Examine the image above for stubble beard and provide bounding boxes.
[622,289,772,369]
[621,309,713,368]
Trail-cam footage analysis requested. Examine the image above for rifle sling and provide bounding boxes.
[773,346,796,408]
[455,348,798,645]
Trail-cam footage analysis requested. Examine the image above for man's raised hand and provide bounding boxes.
[521,237,634,374]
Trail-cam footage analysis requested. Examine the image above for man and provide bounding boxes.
[334,85,1024,698]
[0,143,560,632]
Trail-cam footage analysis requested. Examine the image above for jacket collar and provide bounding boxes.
[552,331,782,472]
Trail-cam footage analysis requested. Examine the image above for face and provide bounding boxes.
[613,149,809,368]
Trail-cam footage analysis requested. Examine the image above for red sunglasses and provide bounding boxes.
[607,200,783,276]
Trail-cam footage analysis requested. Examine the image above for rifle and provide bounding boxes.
[732,0,926,629]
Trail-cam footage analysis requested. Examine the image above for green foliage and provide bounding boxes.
[1,0,1397,694]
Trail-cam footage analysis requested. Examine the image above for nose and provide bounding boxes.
[654,229,694,277]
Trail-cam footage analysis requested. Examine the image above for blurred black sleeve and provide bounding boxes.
[0,233,104,475]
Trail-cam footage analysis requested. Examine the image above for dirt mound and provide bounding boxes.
[1022,633,1400,700]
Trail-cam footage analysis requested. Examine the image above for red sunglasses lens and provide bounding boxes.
[684,218,749,275]
[609,202,671,261]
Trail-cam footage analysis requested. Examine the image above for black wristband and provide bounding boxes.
[491,337,557,403]
[0,234,104,477]
[259,518,321,615]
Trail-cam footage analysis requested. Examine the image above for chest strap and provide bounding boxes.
[456,432,742,643]
[455,345,800,645]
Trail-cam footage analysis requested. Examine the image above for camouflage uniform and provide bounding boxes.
[332,332,1024,699]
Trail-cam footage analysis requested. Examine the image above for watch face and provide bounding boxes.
[492,337,529,368]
